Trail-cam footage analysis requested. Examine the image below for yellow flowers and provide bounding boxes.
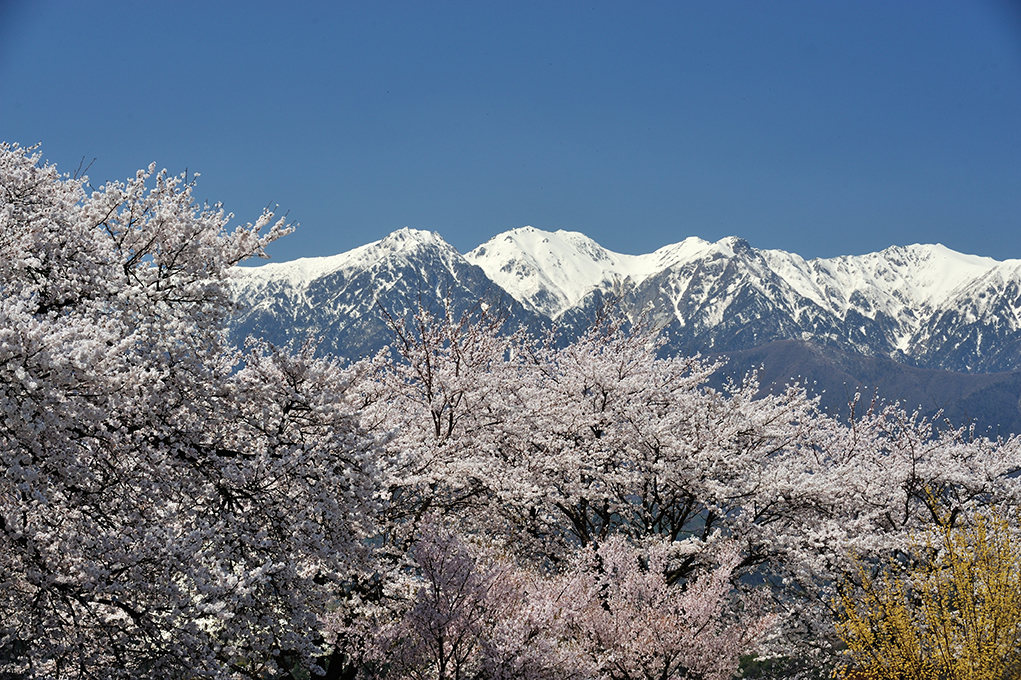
[836,508,1021,680]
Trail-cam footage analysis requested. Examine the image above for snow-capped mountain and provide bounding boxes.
[911,259,1021,372]
[232,227,536,359]
[465,227,1021,372]
[232,226,1021,373]
[463,227,708,318]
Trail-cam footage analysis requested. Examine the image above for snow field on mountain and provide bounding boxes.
[232,224,1021,372]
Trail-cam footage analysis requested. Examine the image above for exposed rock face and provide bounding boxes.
[231,226,1021,431]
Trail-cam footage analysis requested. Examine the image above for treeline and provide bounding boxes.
[2,144,1019,679]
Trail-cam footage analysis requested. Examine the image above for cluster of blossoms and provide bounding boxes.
[0,144,375,678]
[2,144,1019,679]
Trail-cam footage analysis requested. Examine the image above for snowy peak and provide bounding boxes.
[230,226,536,360]
[465,226,647,317]
[642,236,716,270]
[465,227,754,318]
[232,225,1021,372]
[233,227,458,290]
[764,244,994,307]
[819,243,996,307]
[879,243,999,301]
[758,244,1001,350]
[462,229,1021,370]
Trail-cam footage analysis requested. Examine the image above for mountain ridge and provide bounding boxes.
[230,226,1021,433]
[232,225,1021,374]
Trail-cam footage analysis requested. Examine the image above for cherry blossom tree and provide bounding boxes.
[360,302,1021,667]
[562,536,774,680]
[357,521,586,680]
[8,140,1021,679]
[351,522,771,680]
[0,144,378,679]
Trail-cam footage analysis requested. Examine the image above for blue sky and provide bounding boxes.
[1,1,1019,262]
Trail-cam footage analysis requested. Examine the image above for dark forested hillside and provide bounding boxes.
[712,340,1021,436]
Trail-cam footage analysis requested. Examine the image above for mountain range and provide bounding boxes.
[232,226,1021,433]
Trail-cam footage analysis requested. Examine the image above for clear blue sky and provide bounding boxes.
[2,1,1019,262]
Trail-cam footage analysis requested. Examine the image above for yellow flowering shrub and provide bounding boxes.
[835,508,1021,680]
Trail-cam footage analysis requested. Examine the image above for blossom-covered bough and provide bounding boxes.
[0,144,378,679]
[354,293,1021,678]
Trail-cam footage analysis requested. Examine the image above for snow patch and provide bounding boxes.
[233,227,453,290]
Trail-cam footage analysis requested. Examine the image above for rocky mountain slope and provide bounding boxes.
[465,227,1020,373]
[231,226,1021,432]
[232,228,537,359]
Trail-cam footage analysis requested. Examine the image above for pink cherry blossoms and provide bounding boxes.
[3,143,1020,679]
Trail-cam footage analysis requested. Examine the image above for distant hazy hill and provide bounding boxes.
[232,226,1021,433]
[712,340,1021,437]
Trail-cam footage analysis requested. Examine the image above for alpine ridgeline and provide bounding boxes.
[232,226,1021,431]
